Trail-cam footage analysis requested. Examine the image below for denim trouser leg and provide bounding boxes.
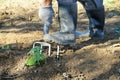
[78,0,105,31]
[86,8,105,31]
[43,2,77,44]
[39,6,54,34]
[58,3,77,33]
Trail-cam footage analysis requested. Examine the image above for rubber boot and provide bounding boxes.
[78,0,105,39]
[39,6,54,39]
[43,24,49,34]
[44,2,77,45]
[86,8,105,39]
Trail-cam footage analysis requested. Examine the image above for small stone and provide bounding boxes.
[34,70,38,73]
[16,68,19,71]
[104,42,108,45]
[62,73,72,78]
[63,73,68,78]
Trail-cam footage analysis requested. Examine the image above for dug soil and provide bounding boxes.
[0,0,120,80]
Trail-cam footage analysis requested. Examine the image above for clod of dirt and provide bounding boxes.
[63,73,73,78]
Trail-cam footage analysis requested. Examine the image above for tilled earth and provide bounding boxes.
[0,1,120,80]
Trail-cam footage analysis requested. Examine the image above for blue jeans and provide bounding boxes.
[39,6,54,26]
[58,2,77,33]
[78,0,105,31]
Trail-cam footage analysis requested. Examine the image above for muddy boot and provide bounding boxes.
[44,32,75,45]
[39,6,54,40]
[79,0,105,39]
[44,2,77,45]
[94,29,104,38]
[75,30,90,39]
[43,24,50,40]
[87,8,105,39]
[89,27,104,39]
[89,18,100,37]
[43,24,49,34]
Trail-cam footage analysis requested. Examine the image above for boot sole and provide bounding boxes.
[43,34,76,46]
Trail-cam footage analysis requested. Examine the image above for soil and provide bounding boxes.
[0,0,120,80]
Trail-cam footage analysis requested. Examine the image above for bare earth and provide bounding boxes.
[0,0,120,80]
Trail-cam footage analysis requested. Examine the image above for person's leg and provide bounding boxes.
[59,3,77,33]
[39,0,54,36]
[78,0,105,38]
[86,8,105,38]
[44,2,77,44]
